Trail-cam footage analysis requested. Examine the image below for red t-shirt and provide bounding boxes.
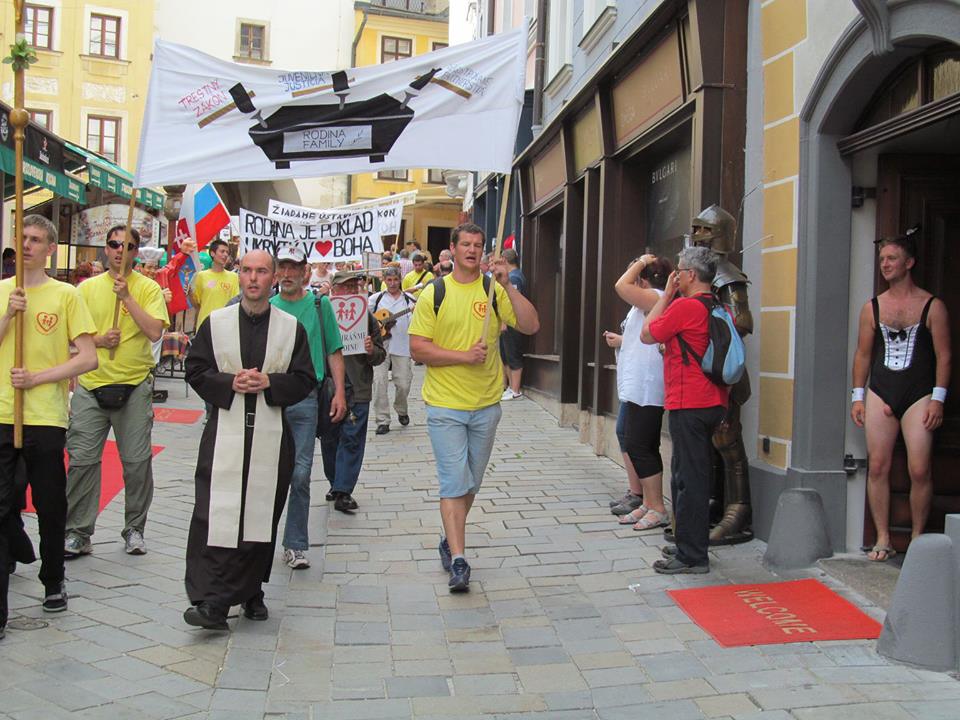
[648,293,729,411]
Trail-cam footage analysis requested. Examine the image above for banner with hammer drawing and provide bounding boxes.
[135,27,527,186]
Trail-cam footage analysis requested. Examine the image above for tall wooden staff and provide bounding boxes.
[108,193,138,360]
[480,172,512,343]
[10,0,29,448]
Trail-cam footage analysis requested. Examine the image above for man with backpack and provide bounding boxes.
[641,246,728,574]
[409,223,539,592]
[370,266,416,435]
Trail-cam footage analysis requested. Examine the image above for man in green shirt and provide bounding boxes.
[270,247,346,569]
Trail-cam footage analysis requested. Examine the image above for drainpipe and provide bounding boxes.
[346,7,369,206]
[531,0,547,135]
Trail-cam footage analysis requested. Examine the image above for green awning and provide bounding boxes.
[0,143,86,203]
[65,142,164,210]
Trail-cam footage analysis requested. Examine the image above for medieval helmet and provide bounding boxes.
[689,205,737,255]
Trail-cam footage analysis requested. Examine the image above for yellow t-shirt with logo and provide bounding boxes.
[193,269,239,327]
[402,269,434,298]
[78,271,169,390]
[0,278,96,428]
[408,274,517,411]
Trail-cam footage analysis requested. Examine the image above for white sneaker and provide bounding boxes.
[282,548,310,569]
[501,388,522,400]
[124,530,146,555]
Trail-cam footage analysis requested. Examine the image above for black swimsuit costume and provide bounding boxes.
[869,296,936,419]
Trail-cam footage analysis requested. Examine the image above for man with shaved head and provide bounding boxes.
[182,249,316,630]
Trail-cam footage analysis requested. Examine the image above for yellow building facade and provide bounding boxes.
[351,2,461,259]
[0,0,154,172]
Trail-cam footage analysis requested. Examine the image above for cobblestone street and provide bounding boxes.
[2,370,957,719]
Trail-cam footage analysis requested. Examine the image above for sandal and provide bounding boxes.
[867,545,896,562]
[617,506,648,525]
[633,509,670,531]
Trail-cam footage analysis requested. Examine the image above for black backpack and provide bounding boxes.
[430,275,499,319]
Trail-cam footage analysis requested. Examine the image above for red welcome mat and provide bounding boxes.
[23,441,165,514]
[153,407,204,424]
[667,579,882,647]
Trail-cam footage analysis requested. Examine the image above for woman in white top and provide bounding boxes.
[604,254,673,531]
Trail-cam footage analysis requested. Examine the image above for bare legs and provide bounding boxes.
[440,493,476,556]
[865,389,933,559]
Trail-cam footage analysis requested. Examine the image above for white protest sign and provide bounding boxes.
[329,294,368,355]
[268,197,404,235]
[239,208,382,263]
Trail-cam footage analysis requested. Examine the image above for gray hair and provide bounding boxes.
[24,214,57,244]
[501,248,518,265]
[678,246,718,283]
[382,266,401,278]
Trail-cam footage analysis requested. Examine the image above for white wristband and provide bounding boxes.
[851,388,865,403]
[932,387,947,403]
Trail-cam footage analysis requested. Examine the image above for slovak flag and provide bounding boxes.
[175,182,230,251]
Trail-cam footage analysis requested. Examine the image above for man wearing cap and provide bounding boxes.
[369,266,416,435]
[322,271,385,513]
[269,247,346,569]
[402,253,434,299]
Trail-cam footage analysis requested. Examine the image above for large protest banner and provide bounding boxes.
[239,208,383,263]
[135,28,526,187]
[267,197,404,235]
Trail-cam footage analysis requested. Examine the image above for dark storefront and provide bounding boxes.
[512,0,747,443]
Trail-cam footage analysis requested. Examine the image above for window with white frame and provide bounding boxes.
[25,4,53,50]
[89,13,120,58]
[87,115,120,163]
[546,0,573,82]
[580,0,617,51]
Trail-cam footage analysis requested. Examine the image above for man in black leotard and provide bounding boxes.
[851,234,951,562]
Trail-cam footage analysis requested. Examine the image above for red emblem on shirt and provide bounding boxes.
[471,301,487,320]
[35,312,59,334]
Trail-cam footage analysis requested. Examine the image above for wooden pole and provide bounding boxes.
[11,0,27,448]
[108,192,137,360]
[480,172,512,343]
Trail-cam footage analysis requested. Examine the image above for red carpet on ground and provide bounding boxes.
[667,578,882,647]
[23,441,165,514]
[153,407,204,424]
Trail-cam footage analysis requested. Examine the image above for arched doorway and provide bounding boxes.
[796,1,960,552]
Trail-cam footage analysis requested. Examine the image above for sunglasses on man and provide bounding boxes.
[106,239,138,251]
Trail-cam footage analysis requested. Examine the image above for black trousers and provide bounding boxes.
[0,424,68,624]
[668,406,725,567]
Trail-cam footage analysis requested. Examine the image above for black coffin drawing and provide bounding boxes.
[229,69,441,169]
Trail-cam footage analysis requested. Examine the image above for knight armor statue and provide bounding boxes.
[688,204,754,545]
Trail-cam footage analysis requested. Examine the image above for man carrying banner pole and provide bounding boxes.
[409,216,538,592]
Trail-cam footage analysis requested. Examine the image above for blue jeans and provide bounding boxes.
[426,403,502,498]
[281,390,319,551]
[320,402,370,496]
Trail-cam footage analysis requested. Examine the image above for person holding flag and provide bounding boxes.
[0,215,98,631]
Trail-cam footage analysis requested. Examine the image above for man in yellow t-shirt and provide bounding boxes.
[401,252,434,298]
[65,225,169,559]
[0,215,97,625]
[191,239,238,327]
[408,223,539,592]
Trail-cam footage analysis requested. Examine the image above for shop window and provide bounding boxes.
[237,21,267,62]
[857,46,960,131]
[89,13,120,58]
[378,169,409,181]
[25,4,53,50]
[28,109,51,129]
[381,36,412,63]
[87,115,120,163]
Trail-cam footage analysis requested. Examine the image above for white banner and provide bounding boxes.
[239,208,382,264]
[267,197,404,235]
[329,294,369,356]
[135,28,526,187]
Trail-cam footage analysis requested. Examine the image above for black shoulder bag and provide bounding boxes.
[314,297,343,439]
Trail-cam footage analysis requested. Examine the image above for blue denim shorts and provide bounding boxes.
[426,403,503,498]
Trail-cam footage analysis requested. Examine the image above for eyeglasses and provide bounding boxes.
[106,240,137,251]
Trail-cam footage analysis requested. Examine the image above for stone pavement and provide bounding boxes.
[2,369,958,719]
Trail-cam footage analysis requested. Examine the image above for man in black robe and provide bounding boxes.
[183,249,315,630]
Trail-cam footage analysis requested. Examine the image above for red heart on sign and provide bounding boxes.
[315,240,333,257]
[333,295,367,332]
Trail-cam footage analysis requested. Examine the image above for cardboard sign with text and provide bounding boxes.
[239,208,382,263]
[330,294,369,355]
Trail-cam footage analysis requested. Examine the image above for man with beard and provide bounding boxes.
[182,249,315,629]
